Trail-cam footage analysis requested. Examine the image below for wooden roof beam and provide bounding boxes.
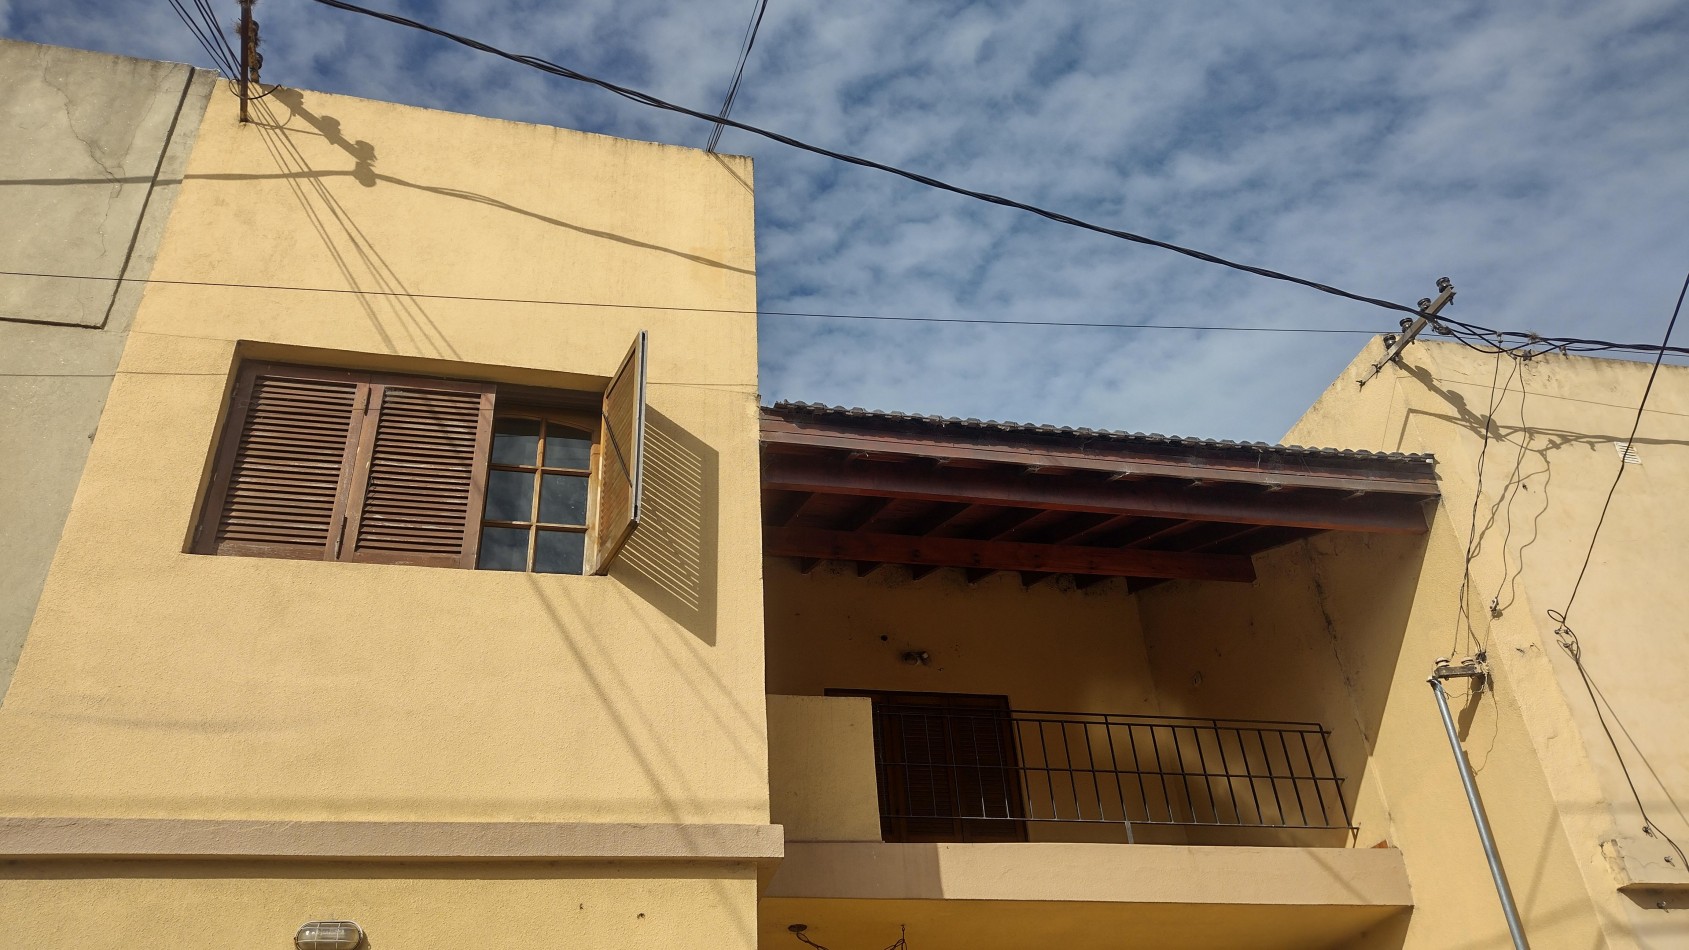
[765,527,1256,583]
[764,455,1429,535]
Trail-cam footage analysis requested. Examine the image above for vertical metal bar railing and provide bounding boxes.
[869,705,1353,840]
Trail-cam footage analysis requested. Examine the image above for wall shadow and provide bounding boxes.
[613,407,720,646]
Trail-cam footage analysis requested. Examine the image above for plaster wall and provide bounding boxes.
[764,558,1169,844]
[764,559,1156,715]
[761,841,1410,950]
[0,859,758,949]
[0,79,768,829]
[0,40,214,700]
[1284,338,1689,948]
[766,694,882,841]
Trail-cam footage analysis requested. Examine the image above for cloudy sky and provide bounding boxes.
[7,0,1687,440]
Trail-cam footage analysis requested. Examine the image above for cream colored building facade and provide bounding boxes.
[0,37,772,949]
[2,37,1686,950]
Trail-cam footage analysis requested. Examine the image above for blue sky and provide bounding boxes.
[7,0,1688,440]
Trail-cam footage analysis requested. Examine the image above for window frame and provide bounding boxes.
[475,407,603,575]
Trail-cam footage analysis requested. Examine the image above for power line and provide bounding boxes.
[303,0,1442,324]
[0,269,1380,335]
[192,0,242,71]
[166,0,237,76]
[706,0,772,152]
[1546,264,1689,873]
[1557,266,1688,625]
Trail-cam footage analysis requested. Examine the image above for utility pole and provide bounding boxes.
[1359,277,1455,386]
[237,0,259,123]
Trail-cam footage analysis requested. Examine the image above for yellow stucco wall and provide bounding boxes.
[766,695,882,841]
[0,83,767,827]
[764,558,1177,845]
[0,859,758,949]
[1279,337,1689,949]
[764,559,1157,714]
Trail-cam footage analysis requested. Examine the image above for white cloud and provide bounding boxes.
[6,0,1688,440]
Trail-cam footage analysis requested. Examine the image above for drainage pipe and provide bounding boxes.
[1429,668,1529,950]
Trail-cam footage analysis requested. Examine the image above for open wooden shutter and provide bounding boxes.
[198,363,368,560]
[588,330,647,575]
[340,375,495,568]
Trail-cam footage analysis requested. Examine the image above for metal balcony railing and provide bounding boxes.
[869,704,1353,843]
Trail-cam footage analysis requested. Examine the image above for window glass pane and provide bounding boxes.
[534,529,585,575]
[544,426,593,470]
[490,417,542,467]
[484,469,536,522]
[476,526,529,571]
[540,473,589,525]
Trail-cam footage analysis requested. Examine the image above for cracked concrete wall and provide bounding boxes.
[0,39,215,701]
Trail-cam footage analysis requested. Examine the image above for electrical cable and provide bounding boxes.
[1544,265,1689,875]
[1550,614,1688,870]
[1432,314,1689,360]
[1447,348,1517,659]
[706,0,771,152]
[1556,267,1688,626]
[166,0,237,76]
[302,0,1447,324]
[0,269,1381,335]
[191,0,243,71]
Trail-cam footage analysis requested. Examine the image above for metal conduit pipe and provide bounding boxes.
[1429,660,1529,950]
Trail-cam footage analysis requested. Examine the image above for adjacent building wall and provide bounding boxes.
[1284,338,1689,949]
[0,40,214,701]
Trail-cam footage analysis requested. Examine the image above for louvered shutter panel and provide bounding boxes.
[341,376,495,568]
[199,363,367,560]
[589,330,647,575]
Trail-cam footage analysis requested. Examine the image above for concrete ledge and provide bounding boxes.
[768,841,1412,906]
[0,817,784,863]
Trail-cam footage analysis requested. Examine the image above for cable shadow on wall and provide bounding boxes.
[613,407,719,646]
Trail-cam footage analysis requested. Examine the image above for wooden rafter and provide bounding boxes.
[763,454,1430,535]
[765,527,1257,583]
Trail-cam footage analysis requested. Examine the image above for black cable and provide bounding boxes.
[1557,267,1688,625]
[302,0,1443,324]
[1542,266,1689,873]
[166,0,237,76]
[706,0,771,152]
[191,0,242,71]
[1434,315,1689,359]
[1448,349,1515,658]
[1550,614,1688,870]
[0,269,1381,335]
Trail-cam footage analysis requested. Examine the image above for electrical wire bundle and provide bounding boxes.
[167,0,240,77]
[1429,315,1689,360]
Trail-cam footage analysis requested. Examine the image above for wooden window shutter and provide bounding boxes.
[588,330,648,575]
[197,362,368,561]
[340,375,495,568]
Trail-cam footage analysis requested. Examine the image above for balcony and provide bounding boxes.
[764,695,1409,949]
[757,405,1430,947]
[860,701,1352,847]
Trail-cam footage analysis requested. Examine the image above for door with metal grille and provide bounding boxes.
[832,690,1027,843]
